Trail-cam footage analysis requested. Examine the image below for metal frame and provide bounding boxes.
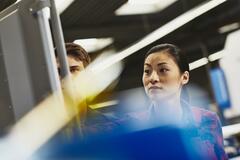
[0,0,69,127]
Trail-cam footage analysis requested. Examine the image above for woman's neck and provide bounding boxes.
[151,95,183,123]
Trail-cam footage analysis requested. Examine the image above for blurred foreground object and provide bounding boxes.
[0,53,122,159]
[220,29,240,118]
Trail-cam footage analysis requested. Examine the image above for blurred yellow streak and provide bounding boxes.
[2,53,122,159]
[89,100,119,109]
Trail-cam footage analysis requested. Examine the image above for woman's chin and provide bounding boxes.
[148,92,175,102]
[148,93,166,101]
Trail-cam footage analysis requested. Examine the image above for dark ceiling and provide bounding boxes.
[1,0,240,102]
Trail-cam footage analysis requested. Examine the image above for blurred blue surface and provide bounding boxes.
[37,125,210,160]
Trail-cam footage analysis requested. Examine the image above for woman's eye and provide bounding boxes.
[159,68,168,73]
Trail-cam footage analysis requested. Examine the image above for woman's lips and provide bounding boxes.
[148,86,163,91]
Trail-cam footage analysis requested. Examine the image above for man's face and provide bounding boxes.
[57,55,85,78]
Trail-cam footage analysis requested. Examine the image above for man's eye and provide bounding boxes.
[70,68,80,73]
[144,69,150,74]
[58,68,61,75]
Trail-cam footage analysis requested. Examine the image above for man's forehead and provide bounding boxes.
[68,56,84,67]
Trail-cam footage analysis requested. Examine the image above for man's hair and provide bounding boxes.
[55,42,91,67]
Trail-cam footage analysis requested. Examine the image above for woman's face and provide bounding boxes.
[142,51,189,101]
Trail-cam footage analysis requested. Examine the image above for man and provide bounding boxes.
[55,42,117,137]
[56,42,90,77]
[56,43,90,122]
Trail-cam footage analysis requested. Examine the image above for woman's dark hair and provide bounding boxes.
[144,43,190,102]
[145,44,189,73]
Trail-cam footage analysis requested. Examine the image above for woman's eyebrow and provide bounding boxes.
[157,62,168,66]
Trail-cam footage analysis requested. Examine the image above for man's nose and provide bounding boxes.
[150,71,159,84]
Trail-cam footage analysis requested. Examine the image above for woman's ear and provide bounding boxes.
[181,71,189,85]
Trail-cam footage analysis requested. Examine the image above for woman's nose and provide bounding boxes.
[150,71,159,84]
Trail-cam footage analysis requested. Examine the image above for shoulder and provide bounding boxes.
[191,107,218,121]
[181,100,219,126]
[190,107,221,129]
[189,107,227,159]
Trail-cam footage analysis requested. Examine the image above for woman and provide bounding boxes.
[142,44,227,160]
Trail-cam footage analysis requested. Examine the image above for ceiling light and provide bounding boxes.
[188,50,224,71]
[115,0,177,15]
[218,22,240,34]
[74,38,113,53]
[94,0,226,72]
[208,50,225,62]
[189,58,208,70]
